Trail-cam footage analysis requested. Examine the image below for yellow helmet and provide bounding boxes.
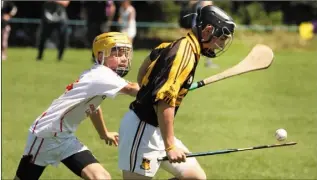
[92,32,133,77]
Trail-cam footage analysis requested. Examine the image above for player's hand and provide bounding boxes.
[103,132,119,146]
[166,147,187,163]
[129,82,140,90]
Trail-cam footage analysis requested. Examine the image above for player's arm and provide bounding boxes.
[157,101,175,150]
[154,40,195,162]
[119,82,140,97]
[87,68,139,98]
[89,107,119,146]
[89,107,108,139]
[137,56,151,86]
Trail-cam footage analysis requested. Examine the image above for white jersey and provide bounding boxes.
[29,65,128,138]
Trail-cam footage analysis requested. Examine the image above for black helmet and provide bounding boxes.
[195,5,236,58]
[196,5,235,37]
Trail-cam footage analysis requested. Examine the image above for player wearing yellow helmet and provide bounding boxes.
[92,32,133,77]
[14,32,139,180]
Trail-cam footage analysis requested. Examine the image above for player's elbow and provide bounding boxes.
[157,100,175,122]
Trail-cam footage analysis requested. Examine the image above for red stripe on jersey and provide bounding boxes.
[32,138,44,163]
[65,79,79,92]
[32,112,47,133]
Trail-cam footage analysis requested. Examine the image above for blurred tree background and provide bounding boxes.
[8,1,317,49]
[12,1,317,27]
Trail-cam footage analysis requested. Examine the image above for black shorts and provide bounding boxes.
[16,150,99,180]
[62,150,99,177]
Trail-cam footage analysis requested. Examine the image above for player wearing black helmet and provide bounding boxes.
[195,5,236,58]
[118,5,236,179]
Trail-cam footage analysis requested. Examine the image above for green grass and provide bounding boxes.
[2,41,317,179]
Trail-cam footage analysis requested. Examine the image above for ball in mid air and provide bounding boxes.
[275,128,287,141]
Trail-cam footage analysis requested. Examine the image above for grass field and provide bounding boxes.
[2,40,317,179]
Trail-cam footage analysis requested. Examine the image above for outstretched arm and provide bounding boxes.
[89,107,119,146]
[119,82,140,97]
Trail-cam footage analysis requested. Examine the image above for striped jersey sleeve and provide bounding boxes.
[152,39,195,106]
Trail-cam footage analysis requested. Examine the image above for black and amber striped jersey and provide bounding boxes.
[130,31,201,127]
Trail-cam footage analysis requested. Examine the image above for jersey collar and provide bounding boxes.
[186,30,201,60]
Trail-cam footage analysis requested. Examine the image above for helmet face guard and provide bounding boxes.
[201,28,234,58]
[110,45,133,77]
